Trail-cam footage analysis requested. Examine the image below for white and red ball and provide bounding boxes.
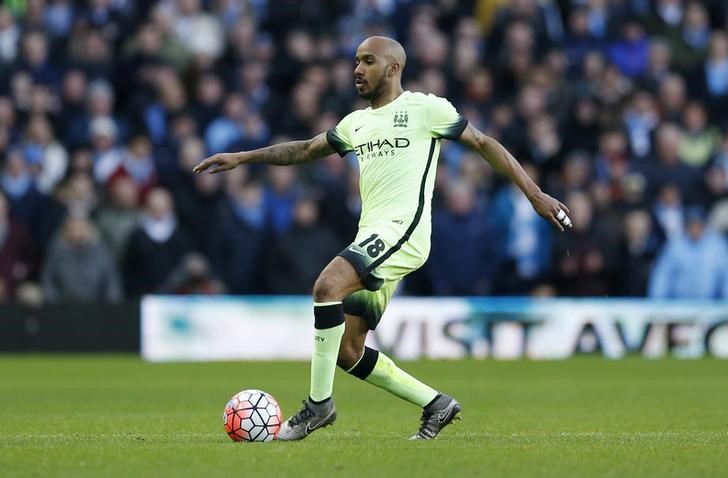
[223,389,282,442]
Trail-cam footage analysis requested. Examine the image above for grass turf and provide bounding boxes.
[1,356,727,478]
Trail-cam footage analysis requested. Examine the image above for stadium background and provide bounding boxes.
[2,2,728,477]
[2,0,728,307]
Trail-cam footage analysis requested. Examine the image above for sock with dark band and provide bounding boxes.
[309,302,345,402]
[347,346,438,407]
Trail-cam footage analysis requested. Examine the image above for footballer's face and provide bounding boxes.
[354,49,390,101]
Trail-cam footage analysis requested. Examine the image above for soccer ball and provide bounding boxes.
[223,389,282,442]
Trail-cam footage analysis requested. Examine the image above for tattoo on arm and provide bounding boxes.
[248,132,335,165]
[457,123,540,199]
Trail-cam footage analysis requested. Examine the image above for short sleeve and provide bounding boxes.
[425,94,468,140]
[326,112,356,157]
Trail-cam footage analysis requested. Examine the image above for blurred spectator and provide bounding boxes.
[122,187,193,296]
[564,6,602,74]
[692,31,728,120]
[67,27,113,81]
[90,116,123,183]
[562,95,600,154]
[623,90,659,159]
[429,180,495,296]
[43,0,74,40]
[264,165,299,234]
[168,136,224,253]
[614,209,659,296]
[0,7,20,65]
[106,133,158,200]
[143,75,188,146]
[205,93,246,154]
[608,17,649,79]
[490,164,552,294]
[81,0,128,45]
[641,123,700,200]
[15,31,57,87]
[652,183,685,241]
[94,176,140,263]
[648,0,685,37]
[159,252,225,295]
[649,205,728,298]
[1,148,49,241]
[640,39,672,92]
[316,156,360,245]
[23,114,68,194]
[210,181,268,294]
[657,73,687,123]
[265,195,340,294]
[552,191,615,296]
[191,72,224,132]
[678,101,718,168]
[0,190,37,301]
[668,1,711,74]
[165,0,224,62]
[42,214,121,303]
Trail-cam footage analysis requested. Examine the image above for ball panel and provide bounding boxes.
[236,408,253,419]
[234,428,251,441]
[241,417,254,430]
[250,409,265,427]
[249,425,266,441]
[257,408,270,422]
[264,403,280,420]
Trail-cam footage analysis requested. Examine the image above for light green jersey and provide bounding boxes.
[326,91,468,261]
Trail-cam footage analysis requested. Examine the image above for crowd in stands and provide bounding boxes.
[2,0,728,304]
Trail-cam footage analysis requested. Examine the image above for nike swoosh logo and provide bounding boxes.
[354,125,364,132]
[436,402,457,424]
[304,411,335,435]
[348,246,366,256]
[392,220,403,224]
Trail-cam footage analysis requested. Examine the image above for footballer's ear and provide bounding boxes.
[388,62,401,76]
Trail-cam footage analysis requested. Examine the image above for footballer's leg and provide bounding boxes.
[339,288,462,440]
[277,256,363,441]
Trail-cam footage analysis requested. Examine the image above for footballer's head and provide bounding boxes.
[354,36,406,101]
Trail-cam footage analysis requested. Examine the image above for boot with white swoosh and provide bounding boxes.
[277,398,337,441]
[410,394,462,440]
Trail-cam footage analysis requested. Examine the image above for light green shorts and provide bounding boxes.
[338,224,428,329]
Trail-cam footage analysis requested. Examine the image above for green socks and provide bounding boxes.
[309,302,345,402]
[309,303,437,407]
[347,346,438,407]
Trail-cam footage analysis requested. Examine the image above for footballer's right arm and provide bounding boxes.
[193,132,335,174]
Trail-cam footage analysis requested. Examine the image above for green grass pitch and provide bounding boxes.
[1,356,727,478]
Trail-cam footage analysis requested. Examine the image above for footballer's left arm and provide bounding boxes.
[457,123,572,231]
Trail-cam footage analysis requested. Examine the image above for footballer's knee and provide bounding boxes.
[313,257,363,302]
[337,342,364,370]
[312,272,343,302]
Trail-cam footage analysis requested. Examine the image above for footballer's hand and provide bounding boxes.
[193,152,244,174]
[529,192,572,231]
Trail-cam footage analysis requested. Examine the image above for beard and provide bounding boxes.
[357,72,388,101]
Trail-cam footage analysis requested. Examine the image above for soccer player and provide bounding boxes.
[194,36,572,440]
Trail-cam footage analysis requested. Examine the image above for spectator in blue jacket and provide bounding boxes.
[648,205,728,298]
[429,180,495,296]
[489,164,552,294]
